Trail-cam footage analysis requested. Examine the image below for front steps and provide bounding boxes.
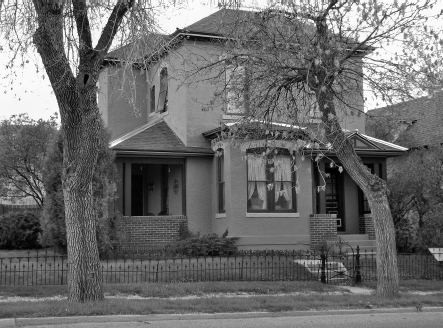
[326,234,376,255]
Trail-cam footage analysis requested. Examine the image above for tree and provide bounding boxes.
[0,0,165,302]
[388,146,443,252]
[40,124,118,257]
[189,0,440,297]
[0,114,58,208]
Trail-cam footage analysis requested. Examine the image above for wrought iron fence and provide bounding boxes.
[0,248,442,286]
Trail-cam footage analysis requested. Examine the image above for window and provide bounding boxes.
[247,152,296,212]
[225,57,248,115]
[217,150,225,213]
[157,67,168,113]
[150,85,155,114]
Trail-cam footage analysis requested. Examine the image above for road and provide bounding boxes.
[15,311,443,328]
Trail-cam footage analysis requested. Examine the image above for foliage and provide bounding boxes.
[39,125,119,257]
[388,145,443,252]
[0,114,58,207]
[165,231,240,257]
[0,211,42,250]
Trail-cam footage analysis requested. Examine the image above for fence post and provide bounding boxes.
[320,247,326,284]
[355,245,362,284]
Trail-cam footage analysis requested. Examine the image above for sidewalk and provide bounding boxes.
[2,307,443,328]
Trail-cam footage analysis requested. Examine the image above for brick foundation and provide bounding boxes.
[359,214,375,240]
[116,215,187,247]
[310,214,338,251]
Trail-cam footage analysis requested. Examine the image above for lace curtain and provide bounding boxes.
[274,156,292,205]
[247,156,267,209]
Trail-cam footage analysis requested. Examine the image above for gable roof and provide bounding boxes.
[111,120,213,156]
[367,91,443,148]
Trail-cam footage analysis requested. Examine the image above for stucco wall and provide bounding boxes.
[186,156,213,235]
[168,165,183,216]
[182,42,226,148]
[147,57,188,145]
[335,56,366,133]
[105,66,148,139]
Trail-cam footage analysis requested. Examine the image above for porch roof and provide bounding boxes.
[202,122,407,157]
[110,120,213,156]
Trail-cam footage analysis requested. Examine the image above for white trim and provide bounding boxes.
[215,213,227,219]
[110,112,170,148]
[223,114,244,120]
[362,134,408,151]
[246,212,300,218]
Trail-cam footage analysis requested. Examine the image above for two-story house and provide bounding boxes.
[98,9,407,251]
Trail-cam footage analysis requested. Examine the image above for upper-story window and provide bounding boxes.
[225,57,248,115]
[157,67,168,113]
[247,151,296,213]
[149,85,156,114]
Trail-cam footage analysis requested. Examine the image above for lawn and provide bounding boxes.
[0,281,443,319]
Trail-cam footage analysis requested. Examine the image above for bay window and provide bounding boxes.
[247,151,296,212]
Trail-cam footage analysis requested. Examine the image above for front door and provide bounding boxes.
[325,166,345,232]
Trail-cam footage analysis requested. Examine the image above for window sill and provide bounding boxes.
[246,213,300,218]
[215,213,226,219]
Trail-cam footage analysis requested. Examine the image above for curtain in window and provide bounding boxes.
[274,156,292,203]
[247,156,267,209]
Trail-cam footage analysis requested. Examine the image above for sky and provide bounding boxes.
[0,1,439,121]
[0,3,219,121]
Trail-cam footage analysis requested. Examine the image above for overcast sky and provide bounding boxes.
[0,4,218,121]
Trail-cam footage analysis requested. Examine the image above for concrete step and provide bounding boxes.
[337,234,370,241]
[326,236,376,255]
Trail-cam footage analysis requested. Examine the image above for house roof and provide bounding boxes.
[181,9,254,37]
[106,33,170,64]
[110,119,213,156]
[367,91,443,148]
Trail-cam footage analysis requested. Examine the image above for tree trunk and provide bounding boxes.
[319,93,399,298]
[32,1,104,302]
[64,182,103,302]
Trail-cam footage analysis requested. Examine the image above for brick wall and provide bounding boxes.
[359,214,375,240]
[310,214,338,251]
[116,215,187,247]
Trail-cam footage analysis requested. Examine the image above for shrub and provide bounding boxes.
[0,211,42,249]
[165,231,240,257]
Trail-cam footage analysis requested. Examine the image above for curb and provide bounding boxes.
[1,307,442,327]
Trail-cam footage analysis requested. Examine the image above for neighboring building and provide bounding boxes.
[99,9,407,251]
[366,91,443,149]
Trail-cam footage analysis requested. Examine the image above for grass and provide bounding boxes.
[0,281,340,299]
[1,280,443,319]
[1,292,443,319]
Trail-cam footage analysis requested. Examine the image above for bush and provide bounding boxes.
[165,230,240,257]
[0,211,42,249]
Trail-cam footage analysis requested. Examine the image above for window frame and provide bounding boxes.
[246,149,297,213]
[217,150,225,213]
[149,85,156,114]
[157,67,168,113]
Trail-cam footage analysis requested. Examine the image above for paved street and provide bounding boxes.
[9,311,443,328]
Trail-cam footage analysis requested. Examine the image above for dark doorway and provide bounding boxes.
[325,165,344,231]
[131,173,144,216]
